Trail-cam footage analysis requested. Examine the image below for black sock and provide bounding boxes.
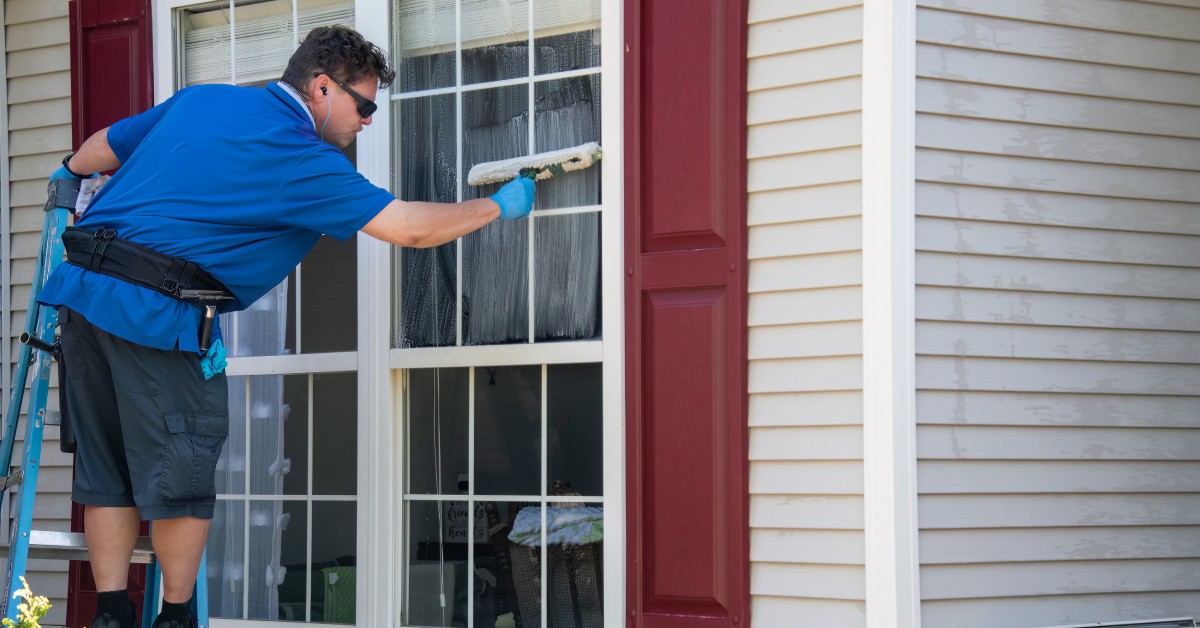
[155,600,190,625]
[96,590,132,624]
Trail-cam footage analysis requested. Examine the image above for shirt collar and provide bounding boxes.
[274,81,316,129]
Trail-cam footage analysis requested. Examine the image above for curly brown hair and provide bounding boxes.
[281,25,395,94]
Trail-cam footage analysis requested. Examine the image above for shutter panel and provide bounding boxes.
[66,1,154,625]
[624,1,750,626]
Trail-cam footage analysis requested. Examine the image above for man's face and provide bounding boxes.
[320,75,378,148]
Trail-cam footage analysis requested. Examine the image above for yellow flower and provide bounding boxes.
[1,577,51,628]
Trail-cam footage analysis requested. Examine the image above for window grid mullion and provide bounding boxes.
[392,67,600,101]
[467,365,476,628]
[540,361,549,628]
[527,2,537,345]
[242,375,251,620]
[404,493,604,504]
[295,265,302,354]
[229,0,237,85]
[306,372,314,622]
[454,0,464,348]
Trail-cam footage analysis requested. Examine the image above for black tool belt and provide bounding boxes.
[62,226,233,305]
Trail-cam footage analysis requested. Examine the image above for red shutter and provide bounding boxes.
[66,1,153,624]
[624,1,750,627]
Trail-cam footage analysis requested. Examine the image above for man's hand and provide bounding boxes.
[49,165,83,182]
[489,176,536,220]
[50,158,97,183]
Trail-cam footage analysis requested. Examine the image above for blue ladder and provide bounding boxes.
[0,178,209,626]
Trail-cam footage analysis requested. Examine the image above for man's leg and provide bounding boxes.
[150,516,211,602]
[84,506,140,590]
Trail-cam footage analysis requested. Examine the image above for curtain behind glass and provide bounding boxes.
[212,281,290,619]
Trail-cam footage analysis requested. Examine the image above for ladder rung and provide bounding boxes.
[26,530,155,564]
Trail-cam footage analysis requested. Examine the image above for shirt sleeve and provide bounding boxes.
[276,147,395,240]
[107,90,185,163]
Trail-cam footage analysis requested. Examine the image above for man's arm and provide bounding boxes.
[66,128,122,176]
[361,176,535,248]
[361,197,501,248]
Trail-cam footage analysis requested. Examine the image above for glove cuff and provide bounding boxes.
[61,152,86,179]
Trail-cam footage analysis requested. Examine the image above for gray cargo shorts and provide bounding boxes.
[57,307,229,520]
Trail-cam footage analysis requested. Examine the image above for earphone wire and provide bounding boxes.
[319,86,332,141]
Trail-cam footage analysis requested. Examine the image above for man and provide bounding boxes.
[38,25,534,628]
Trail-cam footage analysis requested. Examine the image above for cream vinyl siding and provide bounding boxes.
[913,0,1200,626]
[2,1,74,624]
[747,1,866,625]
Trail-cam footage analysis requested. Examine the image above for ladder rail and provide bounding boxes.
[0,202,65,486]
[1,203,68,621]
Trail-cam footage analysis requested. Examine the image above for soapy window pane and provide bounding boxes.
[535,214,600,342]
[534,75,601,211]
[535,28,601,75]
[396,94,459,347]
[461,85,531,345]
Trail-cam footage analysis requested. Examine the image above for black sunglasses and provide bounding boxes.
[315,73,377,118]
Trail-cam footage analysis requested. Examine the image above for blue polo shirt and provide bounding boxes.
[37,82,394,352]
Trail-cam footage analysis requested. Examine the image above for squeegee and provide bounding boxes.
[467,142,602,185]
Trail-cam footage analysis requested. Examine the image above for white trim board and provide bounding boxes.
[862,0,921,626]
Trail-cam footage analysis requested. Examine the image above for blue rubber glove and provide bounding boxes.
[200,338,228,380]
[49,165,96,182]
[489,176,536,220]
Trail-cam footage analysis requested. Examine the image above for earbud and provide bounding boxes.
[320,85,328,95]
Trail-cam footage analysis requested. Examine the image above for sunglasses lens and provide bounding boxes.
[359,101,377,118]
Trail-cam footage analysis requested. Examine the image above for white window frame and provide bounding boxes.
[373,0,624,626]
[151,2,368,626]
[152,1,623,625]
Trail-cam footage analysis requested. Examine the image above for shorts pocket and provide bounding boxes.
[156,411,228,504]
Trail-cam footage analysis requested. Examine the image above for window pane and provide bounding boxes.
[535,213,600,342]
[547,363,603,495]
[394,0,455,92]
[474,365,541,495]
[312,372,357,495]
[476,500,531,625]
[462,84,530,201]
[462,220,529,345]
[505,504,604,627]
[545,533,604,626]
[181,0,355,87]
[301,236,357,352]
[206,499,246,619]
[398,243,459,347]
[217,376,248,496]
[404,500,467,627]
[282,374,310,496]
[463,38,529,86]
[221,280,289,358]
[534,75,601,211]
[535,28,600,75]
[313,501,358,624]
[249,375,291,495]
[244,499,308,620]
[408,368,470,495]
[396,94,458,348]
